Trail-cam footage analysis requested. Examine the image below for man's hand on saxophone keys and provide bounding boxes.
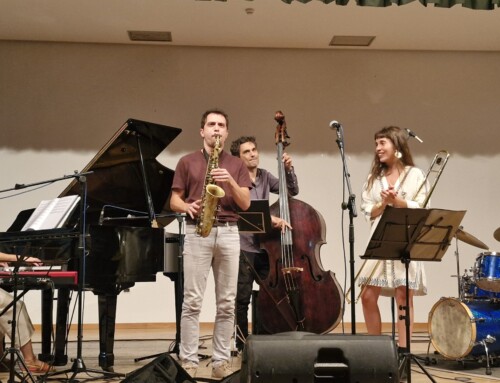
[185,199,201,220]
[210,168,233,183]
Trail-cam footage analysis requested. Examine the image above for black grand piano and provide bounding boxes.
[0,118,182,370]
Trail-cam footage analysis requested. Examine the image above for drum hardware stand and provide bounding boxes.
[332,121,358,334]
[362,206,465,383]
[0,254,37,383]
[44,172,123,383]
[454,231,463,299]
[477,335,496,375]
[134,213,185,363]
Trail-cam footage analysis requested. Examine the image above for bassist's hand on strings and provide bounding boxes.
[282,152,293,171]
[271,216,292,233]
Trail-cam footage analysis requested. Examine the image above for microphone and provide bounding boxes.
[329,120,342,129]
[405,128,423,143]
[329,120,343,146]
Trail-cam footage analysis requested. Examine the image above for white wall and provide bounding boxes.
[1,41,500,327]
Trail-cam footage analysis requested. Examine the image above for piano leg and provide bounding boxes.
[39,288,71,366]
[39,289,53,363]
[97,294,117,370]
[55,288,70,365]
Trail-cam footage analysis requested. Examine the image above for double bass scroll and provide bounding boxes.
[256,111,344,335]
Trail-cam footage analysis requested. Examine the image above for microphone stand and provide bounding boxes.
[0,172,91,193]
[334,125,358,334]
[134,213,185,362]
[44,172,123,382]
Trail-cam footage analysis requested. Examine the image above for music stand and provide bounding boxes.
[233,201,272,351]
[237,200,272,234]
[362,206,465,383]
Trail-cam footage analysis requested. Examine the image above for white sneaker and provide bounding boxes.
[212,360,232,379]
[182,361,198,377]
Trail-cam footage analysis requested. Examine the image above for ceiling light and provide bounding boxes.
[128,31,172,42]
[330,35,375,47]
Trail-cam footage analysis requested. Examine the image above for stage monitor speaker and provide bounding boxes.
[121,353,194,383]
[240,332,399,383]
[221,370,241,382]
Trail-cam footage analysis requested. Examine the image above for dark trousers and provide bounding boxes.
[235,250,269,351]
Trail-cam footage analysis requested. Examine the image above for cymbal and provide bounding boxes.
[494,227,500,242]
[455,228,489,250]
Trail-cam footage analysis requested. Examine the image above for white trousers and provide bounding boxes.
[0,289,35,348]
[179,224,240,365]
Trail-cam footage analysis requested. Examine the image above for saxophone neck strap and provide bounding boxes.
[202,148,210,162]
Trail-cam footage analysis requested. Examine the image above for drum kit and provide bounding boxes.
[428,226,500,375]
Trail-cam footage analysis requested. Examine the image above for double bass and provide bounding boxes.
[256,111,344,334]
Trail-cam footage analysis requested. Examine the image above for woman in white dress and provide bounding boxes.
[359,126,429,351]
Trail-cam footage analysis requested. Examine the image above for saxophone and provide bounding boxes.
[195,135,226,237]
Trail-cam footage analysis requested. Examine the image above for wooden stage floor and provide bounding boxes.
[1,324,499,383]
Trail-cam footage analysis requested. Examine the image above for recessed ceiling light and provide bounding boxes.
[128,31,172,42]
[330,35,375,47]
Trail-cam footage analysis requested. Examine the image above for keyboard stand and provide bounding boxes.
[0,270,39,383]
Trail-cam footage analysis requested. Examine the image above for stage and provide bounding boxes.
[1,324,499,383]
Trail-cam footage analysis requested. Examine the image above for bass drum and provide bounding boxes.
[428,297,500,359]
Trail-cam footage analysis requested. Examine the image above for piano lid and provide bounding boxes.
[59,119,182,225]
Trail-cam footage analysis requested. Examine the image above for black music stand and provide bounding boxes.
[0,253,38,383]
[362,206,465,383]
[237,200,272,235]
[233,201,272,350]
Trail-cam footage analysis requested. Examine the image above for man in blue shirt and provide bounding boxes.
[230,136,299,352]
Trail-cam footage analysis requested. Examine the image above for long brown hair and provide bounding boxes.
[366,126,415,190]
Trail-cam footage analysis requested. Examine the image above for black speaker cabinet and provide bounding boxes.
[240,332,399,383]
[121,353,194,383]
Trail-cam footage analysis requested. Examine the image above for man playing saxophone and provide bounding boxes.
[359,126,429,355]
[170,108,252,379]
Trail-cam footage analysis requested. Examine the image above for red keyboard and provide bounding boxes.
[0,271,78,288]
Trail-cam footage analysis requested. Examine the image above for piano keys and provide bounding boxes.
[0,118,182,370]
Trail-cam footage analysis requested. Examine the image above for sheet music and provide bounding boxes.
[21,195,80,231]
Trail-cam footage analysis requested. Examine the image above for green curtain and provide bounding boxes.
[280,0,500,9]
